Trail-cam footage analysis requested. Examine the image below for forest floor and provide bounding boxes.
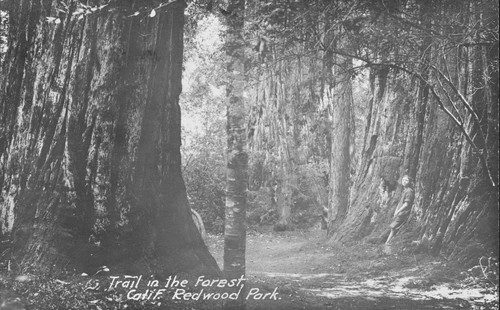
[205,227,498,310]
[0,227,497,309]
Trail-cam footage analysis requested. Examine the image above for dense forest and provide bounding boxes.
[182,0,498,260]
[0,0,498,309]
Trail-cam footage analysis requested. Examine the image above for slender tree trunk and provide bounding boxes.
[223,0,248,308]
[0,0,219,276]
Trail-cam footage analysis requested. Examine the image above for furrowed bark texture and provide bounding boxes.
[332,51,498,264]
[329,0,499,265]
[248,52,309,232]
[0,0,219,276]
[261,60,297,232]
[326,56,352,236]
[320,20,353,235]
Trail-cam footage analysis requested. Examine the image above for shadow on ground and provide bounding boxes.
[206,228,498,310]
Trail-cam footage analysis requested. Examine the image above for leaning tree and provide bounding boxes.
[0,0,219,276]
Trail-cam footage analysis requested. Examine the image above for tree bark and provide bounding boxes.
[0,0,219,276]
[331,0,498,264]
[274,61,297,232]
[223,0,248,308]
[321,19,353,235]
[326,56,353,236]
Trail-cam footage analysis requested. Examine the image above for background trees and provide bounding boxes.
[181,14,227,233]
[182,0,498,264]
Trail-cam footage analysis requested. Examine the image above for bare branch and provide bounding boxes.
[433,70,463,124]
[429,64,482,126]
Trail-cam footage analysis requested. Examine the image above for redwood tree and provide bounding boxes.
[325,55,353,236]
[0,0,219,276]
[330,0,499,264]
[242,0,498,263]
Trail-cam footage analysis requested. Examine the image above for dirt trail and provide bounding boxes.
[205,228,498,310]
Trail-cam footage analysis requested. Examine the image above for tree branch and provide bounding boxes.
[433,70,463,124]
[429,64,482,127]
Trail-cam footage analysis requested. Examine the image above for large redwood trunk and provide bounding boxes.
[0,0,219,276]
[331,1,498,264]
